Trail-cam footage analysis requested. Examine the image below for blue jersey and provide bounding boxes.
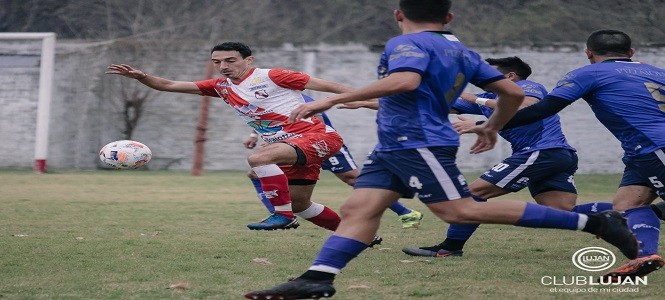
[303,95,334,127]
[452,80,575,155]
[548,59,665,157]
[375,31,504,151]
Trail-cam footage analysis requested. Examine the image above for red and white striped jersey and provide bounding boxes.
[195,67,333,143]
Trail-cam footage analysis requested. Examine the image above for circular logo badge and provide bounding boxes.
[571,247,616,272]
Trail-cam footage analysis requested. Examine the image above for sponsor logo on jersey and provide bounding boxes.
[264,133,300,143]
[249,76,266,85]
[389,44,425,61]
[247,120,284,136]
[249,84,269,91]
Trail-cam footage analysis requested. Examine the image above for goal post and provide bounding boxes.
[0,32,56,173]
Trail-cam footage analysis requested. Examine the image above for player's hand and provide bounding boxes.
[460,124,498,154]
[289,100,334,123]
[105,64,148,79]
[243,136,258,149]
[459,92,477,103]
[452,115,477,134]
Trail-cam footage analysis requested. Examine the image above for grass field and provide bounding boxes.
[1,170,663,299]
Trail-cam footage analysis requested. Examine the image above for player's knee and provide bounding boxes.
[430,199,479,223]
[342,176,356,186]
[247,152,273,167]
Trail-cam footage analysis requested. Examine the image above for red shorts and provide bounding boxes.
[280,131,343,181]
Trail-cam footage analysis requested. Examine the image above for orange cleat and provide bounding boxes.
[601,254,665,282]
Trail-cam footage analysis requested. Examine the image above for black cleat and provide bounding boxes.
[244,278,335,300]
[592,211,639,259]
[402,245,463,257]
[368,235,383,248]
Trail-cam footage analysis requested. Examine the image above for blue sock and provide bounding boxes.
[624,206,660,257]
[516,203,579,230]
[389,201,411,216]
[572,202,613,214]
[310,235,368,271]
[251,177,274,214]
[446,195,485,240]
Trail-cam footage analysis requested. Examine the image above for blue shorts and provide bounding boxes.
[354,146,471,203]
[480,148,578,197]
[620,148,665,199]
[321,144,357,174]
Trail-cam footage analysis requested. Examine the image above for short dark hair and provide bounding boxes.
[485,56,532,80]
[586,29,631,56]
[399,0,451,23]
[210,42,252,58]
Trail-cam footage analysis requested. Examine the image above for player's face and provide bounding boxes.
[211,50,253,80]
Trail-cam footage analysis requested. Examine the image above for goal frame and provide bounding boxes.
[0,32,55,173]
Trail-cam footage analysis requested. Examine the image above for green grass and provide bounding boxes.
[0,170,663,299]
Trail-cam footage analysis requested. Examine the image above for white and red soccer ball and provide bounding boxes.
[99,140,152,169]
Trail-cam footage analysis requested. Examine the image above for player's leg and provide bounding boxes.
[245,142,303,230]
[247,169,275,214]
[401,147,637,260]
[323,146,424,229]
[600,152,665,281]
[288,179,341,231]
[245,151,405,299]
[404,149,574,257]
[402,178,504,257]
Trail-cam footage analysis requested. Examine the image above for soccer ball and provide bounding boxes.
[99,140,152,169]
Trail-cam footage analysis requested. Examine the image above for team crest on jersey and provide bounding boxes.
[311,140,330,158]
[247,120,283,136]
[255,89,269,99]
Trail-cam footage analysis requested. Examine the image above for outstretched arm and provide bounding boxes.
[464,78,524,154]
[501,96,570,129]
[337,99,380,110]
[304,77,356,94]
[289,71,420,122]
[106,64,201,94]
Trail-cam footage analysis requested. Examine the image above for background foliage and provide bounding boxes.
[2,0,665,46]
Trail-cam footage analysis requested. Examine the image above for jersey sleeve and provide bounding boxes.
[519,81,548,100]
[268,69,310,90]
[383,36,429,75]
[547,67,597,103]
[451,98,483,115]
[194,78,222,97]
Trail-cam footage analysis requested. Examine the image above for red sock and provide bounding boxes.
[252,165,293,219]
[295,202,341,231]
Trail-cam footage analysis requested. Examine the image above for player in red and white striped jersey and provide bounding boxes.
[106,42,356,232]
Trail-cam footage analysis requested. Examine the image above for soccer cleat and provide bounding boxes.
[600,254,665,282]
[398,210,424,229]
[592,211,638,259]
[244,278,335,300]
[368,235,383,248]
[402,245,463,257]
[247,214,300,230]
